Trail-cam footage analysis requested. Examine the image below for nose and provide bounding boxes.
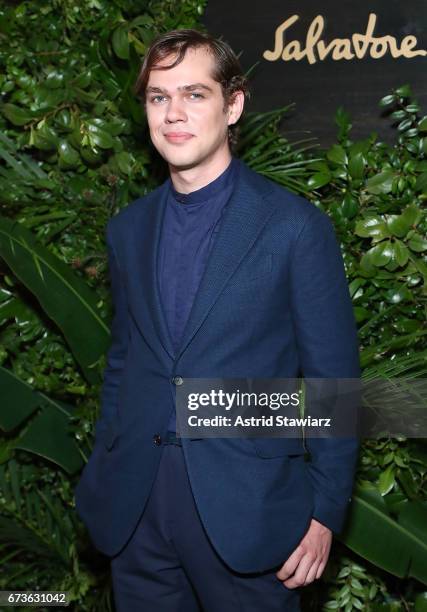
[165,96,187,123]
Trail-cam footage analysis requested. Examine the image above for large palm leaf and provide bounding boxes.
[0,216,110,384]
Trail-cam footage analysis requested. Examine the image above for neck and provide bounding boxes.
[169,149,232,194]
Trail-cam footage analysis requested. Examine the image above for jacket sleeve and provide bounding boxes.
[289,208,361,534]
[94,221,130,442]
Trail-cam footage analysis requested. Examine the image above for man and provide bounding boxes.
[74,29,360,611]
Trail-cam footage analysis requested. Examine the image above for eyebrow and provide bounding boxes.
[146,83,214,94]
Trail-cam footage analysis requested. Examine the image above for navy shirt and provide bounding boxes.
[158,157,240,432]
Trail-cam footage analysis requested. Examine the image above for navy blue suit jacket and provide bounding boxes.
[74,160,360,572]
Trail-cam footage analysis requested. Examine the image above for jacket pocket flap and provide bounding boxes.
[251,437,306,458]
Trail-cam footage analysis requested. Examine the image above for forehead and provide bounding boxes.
[147,47,218,89]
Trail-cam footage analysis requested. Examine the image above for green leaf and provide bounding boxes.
[58,140,80,168]
[87,124,114,149]
[327,144,347,166]
[355,217,389,241]
[0,217,110,383]
[418,116,427,132]
[408,233,427,252]
[415,173,427,194]
[0,367,83,474]
[115,151,133,175]
[369,241,393,266]
[359,251,376,276]
[385,285,412,304]
[2,103,34,126]
[391,112,406,123]
[341,485,427,584]
[386,205,421,237]
[392,240,409,267]
[31,123,59,152]
[112,25,130,60]
[405,104,420,114]
[398,119,413,132]
[0,132,47,179]
[415,592,427,612]
[400,204,422,228]
[55,108,73,131]
[395,84,412,98]
[378,465,395,495]
[44,69,65,90]
[366,171,395,194]
[354,307,370,322]
[341,193,358,219]
[379,94,395,108]
[348,152,364,179]
[307,172,331,189]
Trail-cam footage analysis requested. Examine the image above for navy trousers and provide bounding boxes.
[110,437,301,611]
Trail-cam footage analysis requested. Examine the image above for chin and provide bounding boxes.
[163,152,203,171]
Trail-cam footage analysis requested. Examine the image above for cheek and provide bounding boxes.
[195,110,227,136]
[146,112,161,133]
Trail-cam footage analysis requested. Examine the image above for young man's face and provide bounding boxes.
[145,46,242,171]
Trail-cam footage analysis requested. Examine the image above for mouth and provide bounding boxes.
[164,132,194,143]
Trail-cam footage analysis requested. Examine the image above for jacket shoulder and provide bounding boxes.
[106,180,168,236]
[240,160,331,229]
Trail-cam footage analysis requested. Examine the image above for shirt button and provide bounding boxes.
[172,376,184,386]
[153,434,162,446]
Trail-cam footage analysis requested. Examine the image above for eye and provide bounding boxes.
[150,95,167,104]
[189,92,204,100]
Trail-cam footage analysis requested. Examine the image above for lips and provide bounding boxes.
[164,132,194,142]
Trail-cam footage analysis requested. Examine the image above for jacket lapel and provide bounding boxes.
[131,180,176,361]
[174,163,277,361]
[131,163,277,364]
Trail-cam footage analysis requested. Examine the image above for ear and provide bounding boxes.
[227,90,245,126]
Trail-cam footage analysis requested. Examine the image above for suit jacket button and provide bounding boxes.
[172,376,184,386]
[153,434,162,446]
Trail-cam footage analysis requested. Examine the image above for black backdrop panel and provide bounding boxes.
[203,1,427,146]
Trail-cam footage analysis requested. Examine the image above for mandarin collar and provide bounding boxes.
[169,157,240,206]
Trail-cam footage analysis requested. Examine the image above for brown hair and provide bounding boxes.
[134,29,250,148]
